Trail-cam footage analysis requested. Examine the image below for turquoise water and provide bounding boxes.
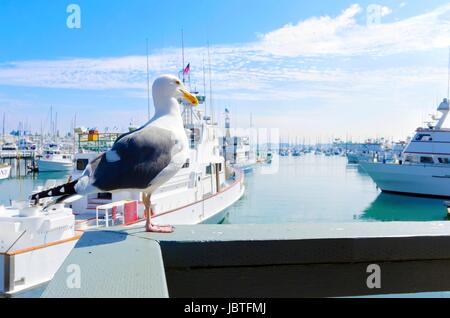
[1,155,448,222]
[223,155,448,223]
[0,160,70,205]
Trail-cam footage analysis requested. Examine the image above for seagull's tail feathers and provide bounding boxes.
[30,180,79,204]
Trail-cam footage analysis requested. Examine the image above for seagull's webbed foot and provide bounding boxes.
[146,221,174,233]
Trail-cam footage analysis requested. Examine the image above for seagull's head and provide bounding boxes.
[152,75,199,108]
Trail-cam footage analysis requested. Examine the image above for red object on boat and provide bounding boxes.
[124,201,138,225]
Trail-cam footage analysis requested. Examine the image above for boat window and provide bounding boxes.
[190,129,201,148]
[76,159,89,171]
[206,164,212,175]
[420,156,434,164]
[415,134,433,141]
[218,163,223,172]
[98,193,112,200]
[438,158,450,164]
[405,156,417,163]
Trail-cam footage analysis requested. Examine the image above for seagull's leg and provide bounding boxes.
[142,192,150,218]
[144,193,174,233]
[142,192,156,217]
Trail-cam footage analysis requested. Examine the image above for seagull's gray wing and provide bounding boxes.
[91,126,177,192]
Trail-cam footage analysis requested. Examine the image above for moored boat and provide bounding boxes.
[361,98,450,198]
[38,143,74,172]
[0,203,79,295]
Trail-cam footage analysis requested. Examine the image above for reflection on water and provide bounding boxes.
[360,192,447,222]
[223,155,448,224]
[0,167,70,205]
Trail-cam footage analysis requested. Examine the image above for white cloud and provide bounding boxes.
[381,6,393,17]
[259,3,450,57]
[0,3,448,120]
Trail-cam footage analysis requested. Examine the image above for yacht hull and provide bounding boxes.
[153,175,245,226]
[360,162,450,198]
[38,159,74,172]
[0,206,80,296]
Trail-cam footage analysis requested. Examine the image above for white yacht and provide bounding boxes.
[361,98,450,198]
[221,136,257,173]
[0,163,11,180]
[1,142,18,158]
[69,97,245,227]
[220,110,257,173]
[0,202,79,295]
[38,143,74,172]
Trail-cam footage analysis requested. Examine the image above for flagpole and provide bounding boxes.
[181,29,185,84]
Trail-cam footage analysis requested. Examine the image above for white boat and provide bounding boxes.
[220,110,257,173]
[69,95,245,228]
[221,136,257,173]
[0,202,79,295]
[361,98,450,198]
[38,143,74,172]
[0,163,11,180]
[1,143,18,158]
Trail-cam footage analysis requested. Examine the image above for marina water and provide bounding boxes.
[1,155,448,223]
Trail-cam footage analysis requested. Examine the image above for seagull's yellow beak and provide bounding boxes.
[179,88,199,106]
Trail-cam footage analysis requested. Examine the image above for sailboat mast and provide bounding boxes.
[2,112,5,143]
[146,38,151,120]
[50,106,53,138]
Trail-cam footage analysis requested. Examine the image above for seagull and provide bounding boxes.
[31,74,199,233]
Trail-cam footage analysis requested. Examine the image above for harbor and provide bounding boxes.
[2,0,450,303]
[3,153,449,225]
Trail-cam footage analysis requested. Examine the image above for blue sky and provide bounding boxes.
[1,0,450,141]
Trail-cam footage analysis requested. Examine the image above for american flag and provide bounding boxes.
[183,63,190,76]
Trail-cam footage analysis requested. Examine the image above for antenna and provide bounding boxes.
[202,55,207,118]
[207,41,213,124]
[146,38,151,120]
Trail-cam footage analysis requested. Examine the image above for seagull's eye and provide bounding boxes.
[175,80,181,85]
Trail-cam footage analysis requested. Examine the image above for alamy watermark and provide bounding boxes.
[66,264,81,289]
[66,4,81,29]
[367,4,390,26]
[217,127,280,175]
[366,264,381,289]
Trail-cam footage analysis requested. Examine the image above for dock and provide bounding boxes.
[1,150,40,175]
[43,222,450,298]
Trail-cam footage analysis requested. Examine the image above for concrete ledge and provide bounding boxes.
[42,230,169,298]
[42,222,450,298]
[145,223,450,268]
